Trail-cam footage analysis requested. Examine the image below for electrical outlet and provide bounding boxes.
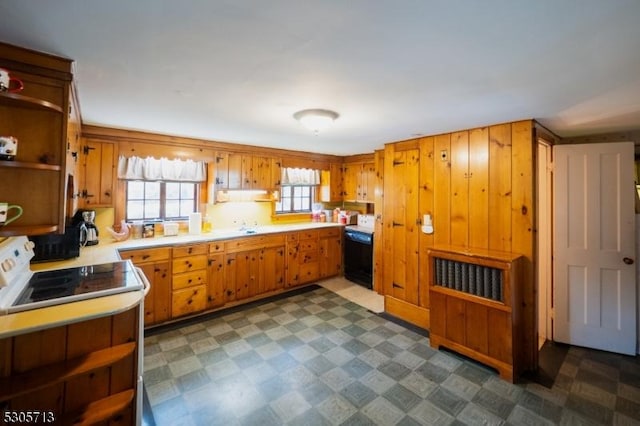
[440,150,448,161]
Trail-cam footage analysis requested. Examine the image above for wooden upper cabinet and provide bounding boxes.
[320,163,343,202]
[0,42,73,236]
[215,151,281,193]
[343,161,375,203]
[79,138,116,207]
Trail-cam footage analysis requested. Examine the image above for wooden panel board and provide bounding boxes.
[450,131,469,247]
[433,134,451,246]
[382,144,395,296]
[405,149,420,305]
[418,137,435,308]
[445,296,465,344]
[488,309,512,363]
[67,316,112,358]
[384,295,430,329]
[373,150,385,294]
[510,120,536,371]
[465,302,488,354]
[488,124,513,252]
[468,127,489,249]
[11,326,66,373]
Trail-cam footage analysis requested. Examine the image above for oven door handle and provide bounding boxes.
[135,266,152,296]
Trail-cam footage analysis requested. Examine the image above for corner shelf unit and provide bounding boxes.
[428,245,524,382]
[0,42,73,237]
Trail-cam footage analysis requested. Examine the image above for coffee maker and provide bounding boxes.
[72,209,99,246]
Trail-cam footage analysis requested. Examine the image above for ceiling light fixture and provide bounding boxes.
[293,109,339,134]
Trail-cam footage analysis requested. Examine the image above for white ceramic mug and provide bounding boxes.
[0,203,23,226]
[0,68,24,93]
[0,136,18,160]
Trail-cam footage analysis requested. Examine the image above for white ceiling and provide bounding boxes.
[1,1,639,155]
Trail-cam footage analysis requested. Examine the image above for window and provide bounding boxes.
[126,181,197,221]
[275,185,315,213]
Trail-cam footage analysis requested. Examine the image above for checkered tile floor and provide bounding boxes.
[142,286,640,425]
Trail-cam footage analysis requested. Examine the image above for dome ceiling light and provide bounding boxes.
[293,109,339,134]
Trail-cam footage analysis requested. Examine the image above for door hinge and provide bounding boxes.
[82,145,96,155]
[392,160,405,166]
[392,282,404,289]
[549,308,555,319]
[392,221,404,227]
[547,162,555,172]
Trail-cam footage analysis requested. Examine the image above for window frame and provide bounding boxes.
[275,184,317,214]
[125,180,199,221]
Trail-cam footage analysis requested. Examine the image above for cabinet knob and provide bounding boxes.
[623,257,634,265]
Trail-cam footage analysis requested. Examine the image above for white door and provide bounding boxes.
[554,142,636,355]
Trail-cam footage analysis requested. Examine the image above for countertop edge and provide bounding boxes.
[0,291,143,339]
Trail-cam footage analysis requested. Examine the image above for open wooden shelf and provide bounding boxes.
[63,389,134,426]
[0,160,61,171]
[0,92,63,113]
[0,224,59,237]
[0,342,135,401]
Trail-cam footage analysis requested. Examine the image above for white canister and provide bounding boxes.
[163,222,179,236]
[189,212,202,235]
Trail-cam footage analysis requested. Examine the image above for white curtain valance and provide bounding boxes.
[117,156,207,182]
[281,167,321,185]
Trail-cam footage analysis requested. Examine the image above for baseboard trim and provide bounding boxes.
[384,296,430,330]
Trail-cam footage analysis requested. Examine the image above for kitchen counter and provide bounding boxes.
[0,290,143,339]
[6,221,342,337]
[31,221,343,271]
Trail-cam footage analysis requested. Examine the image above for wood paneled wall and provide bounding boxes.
[381,120,536,372]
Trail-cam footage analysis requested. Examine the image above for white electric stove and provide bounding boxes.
[0,236,145,315]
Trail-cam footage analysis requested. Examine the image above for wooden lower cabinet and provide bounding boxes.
[225,235,286,302]
[319,227,342,278]
[287,230,321,286]
[119,247,171,326]
[0,308,140,424]
[172,244,209,318]
[120,226,342,326]
[207,251,225,309]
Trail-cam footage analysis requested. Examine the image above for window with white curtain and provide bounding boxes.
[275,167,320,214]
[118,156,205,221]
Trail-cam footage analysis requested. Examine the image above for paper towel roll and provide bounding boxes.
[423,214,432,226]
[189,212,202,235]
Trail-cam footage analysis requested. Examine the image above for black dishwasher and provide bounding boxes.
[344,228,373,289]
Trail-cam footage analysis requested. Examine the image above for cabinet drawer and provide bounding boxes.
[225,234,286,252]
[299,262,320,283]
[319,227,341,238]
[173,270,208,290]
[172,285,207,318]
[172,254,208,274]
[299,240,318,252]
[286,233,299,243]
[120,247,171,264]
[300,250,319,264]
[173,244,208,258]
[209,241,225,253]
[299,230,319,240]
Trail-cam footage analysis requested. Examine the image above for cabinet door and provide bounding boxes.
[234,249,260,300]
[152,261,172,324]
[362,162,376,202]
[320,163,343,203]
[271,158,282,188]
[81,139,115,207]
[286,242,300,287]
[251,156,271,189]
[215,152,229,189]
[260,246,285,293]
[207,253,225,309]
[319,235,342,278]
[227,153,243,189]
[342,163,358,202]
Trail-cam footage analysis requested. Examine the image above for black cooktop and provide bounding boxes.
[14,261,142,307]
